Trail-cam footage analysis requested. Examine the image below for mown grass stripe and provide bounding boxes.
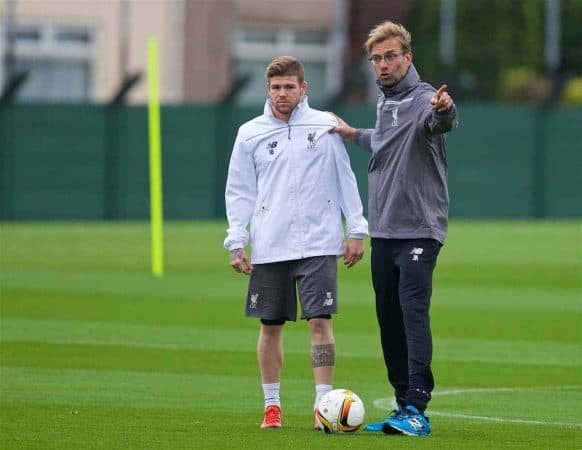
[3,366,581,430]
[2,317,579,366]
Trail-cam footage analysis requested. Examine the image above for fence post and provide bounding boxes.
[103,73,141,220]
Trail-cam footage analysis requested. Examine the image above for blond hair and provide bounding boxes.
[265,56,305,84]
[364,20,412,55]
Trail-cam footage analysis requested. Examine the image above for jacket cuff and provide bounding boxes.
[226,242,245,251]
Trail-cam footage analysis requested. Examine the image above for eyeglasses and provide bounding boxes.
[368,52,406,65]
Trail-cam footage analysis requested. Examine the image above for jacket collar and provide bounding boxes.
[264,95,309,123]
[377,64,420,98]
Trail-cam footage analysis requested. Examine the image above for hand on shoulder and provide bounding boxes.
[326,111,356,141]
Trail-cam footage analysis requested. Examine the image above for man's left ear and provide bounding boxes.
[301,81,308,96]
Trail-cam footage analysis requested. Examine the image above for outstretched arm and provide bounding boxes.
[328,112,374,153]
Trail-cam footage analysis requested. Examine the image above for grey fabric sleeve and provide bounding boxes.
[422,100,458,135]
[353,128,374,153]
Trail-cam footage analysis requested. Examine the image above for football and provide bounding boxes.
[315,389,365,433]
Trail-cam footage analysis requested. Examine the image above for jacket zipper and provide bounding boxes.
[375,99,386,228]
[286,121,303,257]
[380,97,387,135]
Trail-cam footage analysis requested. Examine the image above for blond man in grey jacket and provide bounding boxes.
[333,20,458,437]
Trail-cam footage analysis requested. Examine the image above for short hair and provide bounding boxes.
[265,56,305,84]
[364,20,412,55]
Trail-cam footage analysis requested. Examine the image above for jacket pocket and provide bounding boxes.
[250,205,269,253]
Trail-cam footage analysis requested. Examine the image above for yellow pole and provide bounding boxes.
[147,36,164,277]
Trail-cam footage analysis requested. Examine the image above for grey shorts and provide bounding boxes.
[245,256,338,322]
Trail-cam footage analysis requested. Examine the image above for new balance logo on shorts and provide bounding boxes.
[410,247,423,261]
[323,292,334,307]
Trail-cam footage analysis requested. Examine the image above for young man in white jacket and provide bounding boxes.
[224,56,368,430]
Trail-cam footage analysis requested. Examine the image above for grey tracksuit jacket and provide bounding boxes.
[354,64,458,244]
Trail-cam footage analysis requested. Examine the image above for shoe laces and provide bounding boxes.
[265,405,280,421]
[388,407,403,418]
[403,406,428,422]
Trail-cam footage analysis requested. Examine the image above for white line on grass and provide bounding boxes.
[426,410,582,429]
[434,385,581,396]
[373,386,582,429]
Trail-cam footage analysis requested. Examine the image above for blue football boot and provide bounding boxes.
[385,405,431,436]
[363,406,404,433]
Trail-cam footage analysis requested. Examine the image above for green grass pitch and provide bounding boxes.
[1,220,580,449]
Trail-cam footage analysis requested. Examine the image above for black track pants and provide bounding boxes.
[370,237,440,412]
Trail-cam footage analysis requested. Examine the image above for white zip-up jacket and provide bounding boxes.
[224,96,368,264]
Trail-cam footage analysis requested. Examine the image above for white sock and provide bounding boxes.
[314,384,332,409]
[263,382,281,408]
